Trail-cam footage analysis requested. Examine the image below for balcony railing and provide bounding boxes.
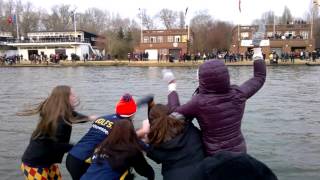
[6,38,91,44]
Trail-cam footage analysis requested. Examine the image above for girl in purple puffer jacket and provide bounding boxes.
[164,48,266,156]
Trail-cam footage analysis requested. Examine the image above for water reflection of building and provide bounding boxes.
[5,30,104,60]
[230,24,315,56]
[134,29,192,60]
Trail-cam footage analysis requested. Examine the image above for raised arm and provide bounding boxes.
[163,69,198,118]
[239,48,266,99]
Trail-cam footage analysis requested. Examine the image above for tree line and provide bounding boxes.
[0,0,318,58]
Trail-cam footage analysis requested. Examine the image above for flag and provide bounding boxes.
[7,16,13,24]
[13,14,16,24]
[239,0,241,13]
[71,11,75,22]
[185,7,188,16]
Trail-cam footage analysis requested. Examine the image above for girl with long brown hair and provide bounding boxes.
[80,119,154,180]
[142,104,205,180]
[20,85,95,180]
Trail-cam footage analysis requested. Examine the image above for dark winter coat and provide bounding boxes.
[168,59,266,156]
[22,111,88,168]
[146,122,205,180]
[190,151,278,180]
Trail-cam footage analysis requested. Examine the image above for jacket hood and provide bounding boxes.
[198,59,230,94]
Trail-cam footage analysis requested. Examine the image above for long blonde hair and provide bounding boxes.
[18,85,77,139]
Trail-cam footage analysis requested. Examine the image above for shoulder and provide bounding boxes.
[230,85,247,99]
[99,114,120,121]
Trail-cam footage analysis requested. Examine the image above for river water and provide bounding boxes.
[0,65,319,180]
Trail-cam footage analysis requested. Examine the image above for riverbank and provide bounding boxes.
[1,59,320,67]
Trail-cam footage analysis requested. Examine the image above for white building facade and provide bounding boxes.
[6,30,103,61]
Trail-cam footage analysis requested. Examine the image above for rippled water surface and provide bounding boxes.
[0,65,319,180]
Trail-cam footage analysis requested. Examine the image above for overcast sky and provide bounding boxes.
[23,0,314,25]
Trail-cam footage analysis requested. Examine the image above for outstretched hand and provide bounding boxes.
[253,47,263,61]
[136,119,150,142]
[162,69,175,84]
[88,115,98,121]
[137,94,154,107]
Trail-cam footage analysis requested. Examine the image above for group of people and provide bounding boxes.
[0,54,22,65]
[19,47,278,180]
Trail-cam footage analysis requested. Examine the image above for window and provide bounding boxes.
[150,36,156,43]
[167,36,173,42]
[241,26,250,30]
[300,31,309,39]
[143,36,149,43]
[157,36,163,43]
[159,49,167,55]
[240,32,249,39]
[182,35,188,42]
[174,36,180,42]
[267,32,273,38]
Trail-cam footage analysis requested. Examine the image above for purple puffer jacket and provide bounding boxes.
[168,59,266,156]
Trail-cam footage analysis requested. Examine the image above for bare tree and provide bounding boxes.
[19,2,41,36]
[158,8,177,29]
[281,6,293,24]
[190,10,233,53]
[2,0,15,33]
[190,10,213,52]
[179,11,185,29]
[262,11,276,24]
[138,9,155,30]
[78,8,108,34]
[252,11,279,25]
[42,5,73,31]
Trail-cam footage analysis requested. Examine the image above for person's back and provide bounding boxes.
[167,55,266,156]
[67,94,138,180]
[145,104,205,180]
[191,151,278,180]
[81,120,154,180]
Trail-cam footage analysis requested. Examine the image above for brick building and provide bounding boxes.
[134,28,192,60]
[229,24,315,56]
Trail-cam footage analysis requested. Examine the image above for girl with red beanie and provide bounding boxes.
[66,93,146,180]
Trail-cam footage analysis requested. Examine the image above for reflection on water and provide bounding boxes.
[0,65,319,180]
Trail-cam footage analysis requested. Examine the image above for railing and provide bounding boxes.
[6,38,91,44]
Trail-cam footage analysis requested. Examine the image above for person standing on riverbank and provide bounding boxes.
[19,85,95,180]
[164,47,266,156]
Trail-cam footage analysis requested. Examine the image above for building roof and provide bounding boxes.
[27,29,98,36]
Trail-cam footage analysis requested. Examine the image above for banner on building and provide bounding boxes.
[241,40,270,47]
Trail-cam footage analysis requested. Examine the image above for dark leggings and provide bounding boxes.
[66,154,90,180]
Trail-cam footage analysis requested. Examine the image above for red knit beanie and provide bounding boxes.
[115,93,137,117]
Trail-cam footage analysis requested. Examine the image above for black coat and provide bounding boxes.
[22,111,87,167]
[146,122,205,180]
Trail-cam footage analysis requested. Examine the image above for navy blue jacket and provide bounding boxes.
[81,152,154,180]
[69,114,124,161]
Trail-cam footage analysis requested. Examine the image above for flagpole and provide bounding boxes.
[16,13,19,41]
[139,8,143,44]
[184,7,190,55]
[311,1,314,41]
[74,10,77,42]
[238,0,241,54]
[273,13,276,37]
